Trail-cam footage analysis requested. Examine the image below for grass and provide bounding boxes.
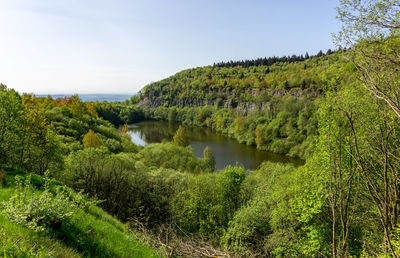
[0,186,81,257]
[58,206,158,257]
[0,171,161,258]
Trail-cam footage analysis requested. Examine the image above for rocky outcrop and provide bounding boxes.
[138,87,321,113]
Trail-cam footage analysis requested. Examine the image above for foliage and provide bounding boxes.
[0,1,398,255]
[203,146,216,171]
[0,89,63,174]
[0,173,159,257]
[65,147,190,226]
[173,125,189,147]
[142,98,317,158]
[135,142,206,173]
[0,86,24,167]
[65,148,135,219]
[213,50,332,68]
[139,51,345,109]
[82,129,104,148]
[1,172,89,233]
[172,173,222,236]
[216,165,246,225]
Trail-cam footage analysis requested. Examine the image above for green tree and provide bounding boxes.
[234,115,244,135]
[203,146,216,170]
[0,86,24,166]
[255,127,264,146]
[21,94,63,174]
[173,125,189,147]
[216,114,223,130]
[217,165,246,225]
[336,1,400,255]
[336,0,400,118]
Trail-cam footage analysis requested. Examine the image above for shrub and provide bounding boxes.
[1,172,90,232]
[135,143,205,173]
[217,165,247,225]
[104,138,123,153]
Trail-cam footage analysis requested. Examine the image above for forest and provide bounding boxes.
[1,0,400,257]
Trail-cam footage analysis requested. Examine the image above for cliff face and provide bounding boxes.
[138,87,321,113]
[136,53,341,112]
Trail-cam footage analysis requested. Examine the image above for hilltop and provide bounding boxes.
[137,50,351,113]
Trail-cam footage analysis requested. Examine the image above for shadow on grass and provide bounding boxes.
[56,219,114,257]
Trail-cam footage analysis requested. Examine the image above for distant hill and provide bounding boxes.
[36,94,133,102]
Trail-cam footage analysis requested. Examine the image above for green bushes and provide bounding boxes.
[171,165,247,239]
[216,165,246,224]
[135,142,207,173]
[65,148,136,220]
[222,162,297,256]
[0,172,159,257]
[172,173,222,236]
[65,146,191,226]
[1,172,89,232]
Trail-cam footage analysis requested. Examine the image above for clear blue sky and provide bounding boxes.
[0,0,341,94]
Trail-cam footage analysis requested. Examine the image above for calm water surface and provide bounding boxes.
[128,121,303,170]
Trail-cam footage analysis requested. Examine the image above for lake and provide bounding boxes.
[128,121,303,170]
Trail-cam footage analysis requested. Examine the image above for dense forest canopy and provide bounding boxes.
[212,49,334,68]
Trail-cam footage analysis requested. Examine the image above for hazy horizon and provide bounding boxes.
[0,0,340,94]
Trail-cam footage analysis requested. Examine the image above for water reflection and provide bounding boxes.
[127,121,303,170]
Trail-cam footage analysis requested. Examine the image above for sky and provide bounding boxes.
[0,0,341,94]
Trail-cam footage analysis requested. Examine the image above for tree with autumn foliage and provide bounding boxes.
[173,125,189,147]
[82,130,104,149]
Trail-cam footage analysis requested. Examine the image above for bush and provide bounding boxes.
[172,174,223,236]
[65,148,135,220]
[104,138,123,153]
[217,165,247,225]
[135,142,206,173]
[1,172,90,232]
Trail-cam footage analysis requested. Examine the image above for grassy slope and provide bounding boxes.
[0,171,160,258]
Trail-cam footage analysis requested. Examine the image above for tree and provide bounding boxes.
[83,130,104,148]
[316,89,362,257]
[20,94,62,174]
[216,114,223,130]
[336,1,400,255]
[234,115,244,135]
[0,86,24,166]
[121,123,129,134]
[203,146,216,170]
[217,166,246,226]
[173,125,189,147]
[336,0,400,118]
[255,127,264,146]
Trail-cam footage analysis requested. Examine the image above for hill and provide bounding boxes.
[131,51,355,158]
[138,51,350,112]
